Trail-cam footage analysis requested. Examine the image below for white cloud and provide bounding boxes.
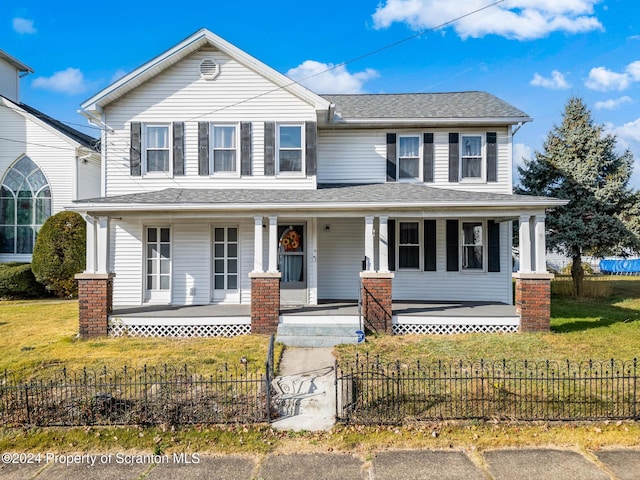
[530,70,571,89]
[586,61,640,91]
[286,60,379,94]
[13,17,36,34]
[513,142,532,183]
[371,0,603,40]
[32,68,90,95]
[605,119,640,188]
[595,96,633,110]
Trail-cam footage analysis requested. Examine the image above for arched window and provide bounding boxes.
[0,157,52,254]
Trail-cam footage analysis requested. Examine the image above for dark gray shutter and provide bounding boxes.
[423,133,434,183]
[172,122,185,176]
[424,220,436,271]
[446,219,459,272]
[488,220,501,272]
[388,219,396,272]
[241,122,252,176]
[130,122,141,176]
[198,122,209,176]
[487,132,497,182]
[448,133,459,182]
[264,122,275,176]
[305,121,317,176]
[386,133,397,182]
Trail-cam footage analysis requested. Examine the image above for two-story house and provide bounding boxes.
[71,29,563,343]
[0,49,101,263]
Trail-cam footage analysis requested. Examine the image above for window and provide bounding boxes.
[212,125,238,174]
[398,136,420,180]
[146,227,171,291]
[278,125,303,173]
[213,227,238,290]
[398,221,420,269]
[461,135,482,179]
[0,157,51,254]
[462,222,483,270]
[145,125,170,173]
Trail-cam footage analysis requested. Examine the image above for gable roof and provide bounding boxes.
[0,49,33,74]
[322,92,531,126]
[80,28,330,122]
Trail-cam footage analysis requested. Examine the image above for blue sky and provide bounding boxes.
[3,0,640,187]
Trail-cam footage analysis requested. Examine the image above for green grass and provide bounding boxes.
[335,277,640,365]
[0,299,281,380]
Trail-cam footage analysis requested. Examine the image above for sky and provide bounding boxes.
[3,0,640,187]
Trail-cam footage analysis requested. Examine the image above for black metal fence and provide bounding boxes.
[336,354,639,424]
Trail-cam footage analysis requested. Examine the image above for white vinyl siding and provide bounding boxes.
[103,49,317,196]
[317,128,512,193]
[0,59,19,102]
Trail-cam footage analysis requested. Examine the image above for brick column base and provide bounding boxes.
[360,272,394,334]
[514,273,554,332]
[250,273,281,335]
[76,273,115,339]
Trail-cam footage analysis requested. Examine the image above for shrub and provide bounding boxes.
[31,211,86,297]
[551,275,613,299]
[0,263,47,299]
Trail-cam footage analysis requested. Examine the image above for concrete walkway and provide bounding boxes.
[270,347,336,431]
[2,448,638,479]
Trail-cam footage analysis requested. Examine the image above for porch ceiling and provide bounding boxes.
[71,183,565,215]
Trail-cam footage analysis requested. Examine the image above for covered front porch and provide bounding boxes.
[107,300,519,341]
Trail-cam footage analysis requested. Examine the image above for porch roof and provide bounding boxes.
[72,183,565,215]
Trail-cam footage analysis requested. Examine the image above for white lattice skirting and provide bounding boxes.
[393,316,520,335]
[108,317,251,338]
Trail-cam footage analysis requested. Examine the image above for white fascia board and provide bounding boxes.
[81,29,330,114]
[68,198,567,215]
[0,49,33,73]
[329,116,533,127]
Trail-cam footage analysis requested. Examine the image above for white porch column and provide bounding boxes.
[378,215,389,273]
[268,216,278,272]
[518,214,532,273]
[96,216,110,274]
[84,215,97,273]
[253,216,263,273]
[534,214,547,273]
[364,215,375,271]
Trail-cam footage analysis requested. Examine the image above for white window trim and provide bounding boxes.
[210,123,240,177]
[143,124,173,177]
[396,219,422,271]
[211,224,241,303]
[397,134,422,183]
[143,225,172,304]
[459,133,485,183]
[460,220,486,272]
[276,123,305,177]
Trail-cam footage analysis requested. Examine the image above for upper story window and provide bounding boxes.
[145,125,171,173]
[462,221,483,270]
[278,125,304,174]
[398,135,420,181]
[0,156,51,254]
[460,135,483,180]
[212,124,238,174]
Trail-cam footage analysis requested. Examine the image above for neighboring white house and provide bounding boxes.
[71,29,564,341]
[0,49,101,263]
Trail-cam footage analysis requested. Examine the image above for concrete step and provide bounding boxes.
[276,323,360,347]
[276,334,358,347]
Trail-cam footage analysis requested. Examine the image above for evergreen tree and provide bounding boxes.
[517,97,638,296]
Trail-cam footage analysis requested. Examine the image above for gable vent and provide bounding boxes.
[200,58,220,80]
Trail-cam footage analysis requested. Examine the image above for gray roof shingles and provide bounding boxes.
[76,183,558,208]
[320,92,530,120]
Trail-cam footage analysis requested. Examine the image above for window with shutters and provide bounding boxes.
[462,221,484,270]
[460,134,483,180]
[397,135,421,181]
[144,124,171,174]
[277,124,304,174]
[211,124,238,174]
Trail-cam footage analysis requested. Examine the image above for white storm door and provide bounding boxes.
[212,226,240,303]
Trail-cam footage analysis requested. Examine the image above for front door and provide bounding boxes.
[279,224,307,305]
[212,226,239,303]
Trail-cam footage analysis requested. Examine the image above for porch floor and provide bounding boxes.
[111,300,517,318]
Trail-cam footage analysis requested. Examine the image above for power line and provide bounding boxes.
[0,103,102,133]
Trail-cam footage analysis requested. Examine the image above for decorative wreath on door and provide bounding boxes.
[280,228,301,252]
